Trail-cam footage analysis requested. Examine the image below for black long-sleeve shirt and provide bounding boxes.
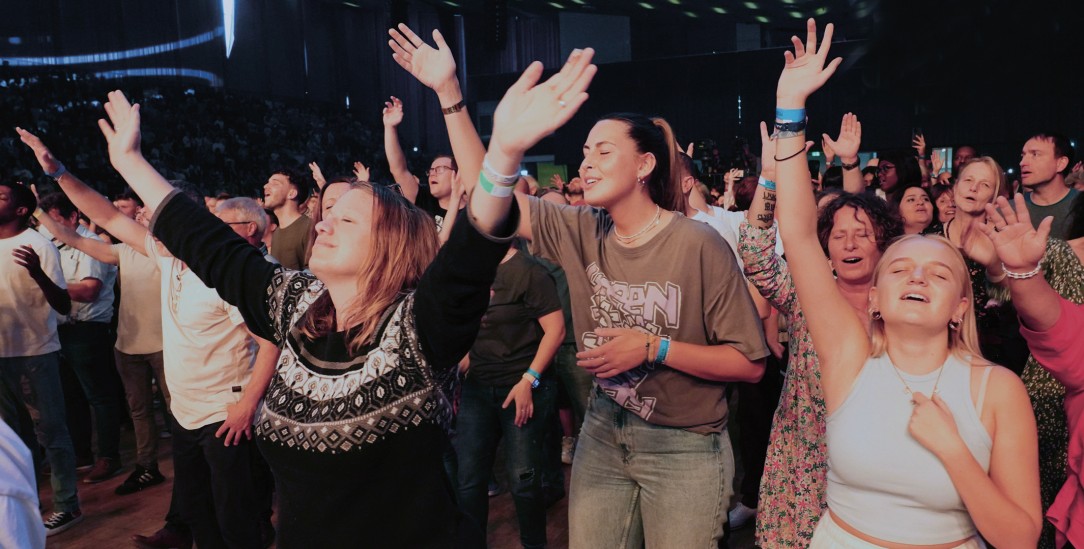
[151,190,516,548]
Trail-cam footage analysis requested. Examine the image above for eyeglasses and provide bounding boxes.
[877,164,896,173]
[425,166,454,176]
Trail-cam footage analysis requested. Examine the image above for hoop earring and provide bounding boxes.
[869,309,882,320]
[948,318,961,330]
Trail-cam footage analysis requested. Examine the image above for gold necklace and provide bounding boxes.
[889,359,946,404]
[613,205,662,243]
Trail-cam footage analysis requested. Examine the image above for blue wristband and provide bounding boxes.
[526,368,541,380]
[775,107,806,122]
[758,176,777,191]
[653,336,671,365]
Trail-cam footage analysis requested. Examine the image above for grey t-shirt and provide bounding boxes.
[1025,187,1079,240]
[528,198,769,433]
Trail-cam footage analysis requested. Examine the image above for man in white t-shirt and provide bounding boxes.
[17,130,276,548]
[38,192,122,484]
[0,181,83,536]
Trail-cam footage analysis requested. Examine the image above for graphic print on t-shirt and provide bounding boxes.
[584,262,681,421]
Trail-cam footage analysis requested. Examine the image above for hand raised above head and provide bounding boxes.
[979,194,1051,272]
[822,112,861,161]
[775,18,843,107]
[96,90,144,167]
[388,25,458,93]
[487,48,597,171]
[15,127,63,174]
[382,96,405,127]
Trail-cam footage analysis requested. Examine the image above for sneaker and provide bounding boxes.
[561,436,576,465]
[728,502,757,530]
[84,457,121,484]
[132,525,193,549]
[43,510,84,536]
[115,465,165,495]
[487,479,503,497]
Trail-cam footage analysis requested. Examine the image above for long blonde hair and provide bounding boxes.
[301,182,439,353]
[868,234,988,364]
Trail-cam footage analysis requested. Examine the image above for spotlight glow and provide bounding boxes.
[0,30,223,66]
[222,0,235,58]
[755,15,769,22]
[638,1,654,8]
[712,7,727,13]
[743,2,758,9]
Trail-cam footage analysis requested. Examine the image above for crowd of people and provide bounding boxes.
[1,16,1083,549]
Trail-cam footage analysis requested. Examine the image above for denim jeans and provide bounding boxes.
[115,350,168,468]
[552,342,592,432]
[59,322,121,462]
[455,376,556,549]
[569,387,734,549]
[0,352,80,513]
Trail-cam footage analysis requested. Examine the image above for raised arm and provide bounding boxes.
[381,96,421,200]
[468,49,596,236]
[773,20,868,400]
[980,195,1059,330]
[95,90,279,341]
[16,128,144,257]
[389,25,487,196]
[822,113,864,193]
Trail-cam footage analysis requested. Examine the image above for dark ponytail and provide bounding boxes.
[599,113,685,212]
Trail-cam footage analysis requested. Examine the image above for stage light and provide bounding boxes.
[222,0,235,58]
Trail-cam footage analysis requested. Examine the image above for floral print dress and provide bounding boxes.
[739,221,827,548]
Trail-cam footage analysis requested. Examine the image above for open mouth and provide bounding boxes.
[841,257,862,264]
[901,293,929,303]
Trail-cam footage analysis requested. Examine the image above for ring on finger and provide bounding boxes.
[558,99,567,107]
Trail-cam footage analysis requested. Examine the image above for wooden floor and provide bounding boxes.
[40,427,758,548]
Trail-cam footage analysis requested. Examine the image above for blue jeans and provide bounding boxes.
[455,377,556,549]
[0,352,80,513]
[569,387,733,549]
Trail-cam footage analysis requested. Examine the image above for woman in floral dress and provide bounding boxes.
[739,120,902,547]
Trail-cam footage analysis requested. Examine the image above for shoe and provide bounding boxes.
[75,456,95,472]
[114,465,165,495]
[84,457,121,483]
[487,479,503,497]
[43,510,83,536]
[132,526,193,549]
[561,436,576,465]
[728,502,757,530]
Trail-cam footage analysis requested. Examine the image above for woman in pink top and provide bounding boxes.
[983,194,1084,548]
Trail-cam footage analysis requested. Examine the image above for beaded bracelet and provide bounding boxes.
[1002,262,1042,280]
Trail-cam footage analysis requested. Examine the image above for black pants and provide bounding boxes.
[171,417,271,549]
[736,348,786,508]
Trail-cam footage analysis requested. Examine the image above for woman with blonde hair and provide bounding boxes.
[774,19,1040,548]
[87,44,597,547]
[947,156,1084,547]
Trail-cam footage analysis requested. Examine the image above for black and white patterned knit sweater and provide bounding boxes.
[152,189,515,548]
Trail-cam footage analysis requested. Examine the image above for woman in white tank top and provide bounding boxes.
[769,19,1042,549]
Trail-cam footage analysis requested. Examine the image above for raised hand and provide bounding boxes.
[388,25,458,93]
[96,90,143,168]
[931,149,945,175]
[15,127,63,174]
[912,133,927,158]
[549,173,566,191]
[308,161,327,190]
[822,112,862,162]
[487,48,596,171]
[979,194,1051,272]
[821,135,836,165]
[353,161,371,182]
[382,96,405,127]
[775,19,843,107]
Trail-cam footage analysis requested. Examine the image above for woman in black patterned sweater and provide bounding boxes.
[91,47,597,548]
